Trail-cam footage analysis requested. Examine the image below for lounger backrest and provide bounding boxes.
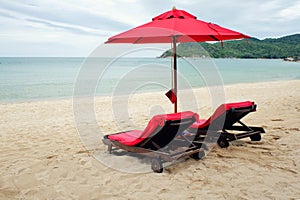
[205,101,256,130]
[223,104,256,128]
[137,111,197,150]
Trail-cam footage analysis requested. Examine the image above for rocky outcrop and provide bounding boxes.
[284,56,300,62]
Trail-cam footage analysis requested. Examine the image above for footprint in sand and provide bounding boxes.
[271,135,281,140]
[271,119,284,121]
[46,155,57,159]
[273,126,284,130]
[288,127,300,131]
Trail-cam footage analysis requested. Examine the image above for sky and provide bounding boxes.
[0,0,299,57]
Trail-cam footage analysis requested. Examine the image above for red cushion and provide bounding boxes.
[223,101,254,110]
[108,111,197,146]
[190,101,254,129]
[107,130,143,145]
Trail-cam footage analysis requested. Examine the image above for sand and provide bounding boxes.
[0,80,300,199]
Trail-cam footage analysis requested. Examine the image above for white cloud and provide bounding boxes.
[0,0,299,56]
[279,1,300,20]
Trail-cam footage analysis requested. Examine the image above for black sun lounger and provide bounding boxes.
[102,111,207,173]
[188,101,265,148]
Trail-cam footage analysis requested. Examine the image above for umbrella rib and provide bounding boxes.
[208,23,225,45]
[209,35,220,41]
[105,38,118,43]
[134,37,143,44]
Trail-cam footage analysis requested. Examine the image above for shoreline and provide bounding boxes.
[1,79,299,105]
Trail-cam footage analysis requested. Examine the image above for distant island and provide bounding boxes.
[160,34,300,60]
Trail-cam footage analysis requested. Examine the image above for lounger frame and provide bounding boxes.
[188,103,265,148]
[102,117,207,173]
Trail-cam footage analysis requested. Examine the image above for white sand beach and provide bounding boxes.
[0,80,300,199]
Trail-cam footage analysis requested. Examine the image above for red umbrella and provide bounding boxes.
[105,7,250,113]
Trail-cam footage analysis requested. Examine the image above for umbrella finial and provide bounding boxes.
[172,6,177,10]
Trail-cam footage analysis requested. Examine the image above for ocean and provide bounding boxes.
[0,57,299,102]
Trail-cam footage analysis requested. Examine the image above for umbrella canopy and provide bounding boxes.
[105,7,250,112]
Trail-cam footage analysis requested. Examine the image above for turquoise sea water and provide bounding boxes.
[0,57,299,102]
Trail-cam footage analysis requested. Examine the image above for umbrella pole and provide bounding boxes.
[173,36,177,113]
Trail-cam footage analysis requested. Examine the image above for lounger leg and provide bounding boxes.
[250,133,261,141]
[108,143,112,154]
[151,158,163,173]
[217,135,229,148]
[190,150,206,160]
